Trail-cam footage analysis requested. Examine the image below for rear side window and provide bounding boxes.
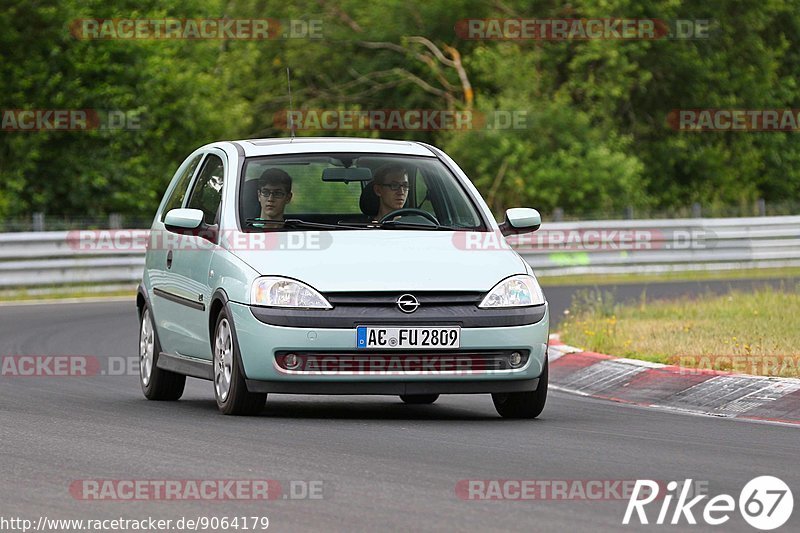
[161,154,202,221]
[187,154,225,225]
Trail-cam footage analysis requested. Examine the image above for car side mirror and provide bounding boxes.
[164,208,204,232]
[498,208,541,236]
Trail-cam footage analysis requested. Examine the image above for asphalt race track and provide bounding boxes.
[1,294,798,532]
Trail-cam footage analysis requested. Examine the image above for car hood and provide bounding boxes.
[230,230,526,292]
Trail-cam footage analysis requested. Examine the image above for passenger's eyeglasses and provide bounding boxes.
[259,188,288,199]
[380,183,410,192]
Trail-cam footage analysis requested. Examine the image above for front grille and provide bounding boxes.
[325,292,483,307]
[275,350,529,375]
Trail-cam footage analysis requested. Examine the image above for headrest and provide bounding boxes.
[359,180,380,217]
[241,179,262,220]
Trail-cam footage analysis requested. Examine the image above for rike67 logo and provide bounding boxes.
[624,476,793,530]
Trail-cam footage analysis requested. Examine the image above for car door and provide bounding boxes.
[154,150,226,360]
[147,152,203,356]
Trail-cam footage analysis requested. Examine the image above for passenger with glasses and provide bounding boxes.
[372,163,410,221]
[255,168,293,226]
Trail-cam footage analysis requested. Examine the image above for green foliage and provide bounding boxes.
[1,0,798,221]
[0,0,246,218]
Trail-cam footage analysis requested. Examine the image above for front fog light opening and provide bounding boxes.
[509,351,523,368]
[283,353,301,370]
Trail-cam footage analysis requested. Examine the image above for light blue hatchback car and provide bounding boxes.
[137,138,549,416]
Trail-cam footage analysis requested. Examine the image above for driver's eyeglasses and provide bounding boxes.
[380,183,410,192]
[259,188,288,199]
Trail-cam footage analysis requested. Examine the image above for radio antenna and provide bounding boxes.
[286,67,295,140]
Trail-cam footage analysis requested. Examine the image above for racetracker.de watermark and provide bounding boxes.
[275,354,494,375]
[454,18,712,40]
[668,109,800,131]
[455,479,706,501]
[675,355,800,378]
[65,229,332,252]
[70,18,322,40]
[273,109,528,131]
[65,228,717,253]
[452,228,717,252]
[0,355,139,377]
[1,109,142,132]
[69,479,325,501]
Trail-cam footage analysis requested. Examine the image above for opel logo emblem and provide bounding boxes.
[396,294,420,313]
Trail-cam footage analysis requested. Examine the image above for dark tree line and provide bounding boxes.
[1,0,798,220]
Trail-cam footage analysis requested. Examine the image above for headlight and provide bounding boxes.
[479,274,545,308]
[251,277,332,309]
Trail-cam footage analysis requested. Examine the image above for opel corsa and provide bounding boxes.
[137,138,549,417]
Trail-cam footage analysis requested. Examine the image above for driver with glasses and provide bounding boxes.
[254,168,293,227]
[372,163,410,221]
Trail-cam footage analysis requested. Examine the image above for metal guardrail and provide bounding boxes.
[517,216,800,276]
[0,230,146,288]
[0,217,798,289]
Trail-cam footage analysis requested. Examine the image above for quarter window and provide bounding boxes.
[161,154,202,221]
[187,154,225,225]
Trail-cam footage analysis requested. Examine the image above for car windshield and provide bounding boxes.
[238,153,486,231]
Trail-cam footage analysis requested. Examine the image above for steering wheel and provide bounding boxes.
[379,208,440,225]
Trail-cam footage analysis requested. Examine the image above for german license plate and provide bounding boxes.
[356,326,460,349]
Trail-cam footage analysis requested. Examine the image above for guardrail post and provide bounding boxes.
[692,203,702,218]
[109,213,122,229]
[757,198,766,216]
[553,207,564,222]
[32,212,45,232]
[623,206,634,219]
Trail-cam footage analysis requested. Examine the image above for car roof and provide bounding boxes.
[212,137,438,158]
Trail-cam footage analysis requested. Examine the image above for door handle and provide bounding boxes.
[166,250,173,269]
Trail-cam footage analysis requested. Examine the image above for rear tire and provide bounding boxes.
[213,309,266,416]
[139,305,186,401]
[400,394,439,405]
[492,358,548,419]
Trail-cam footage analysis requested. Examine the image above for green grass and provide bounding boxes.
[0,285,136,303]
[559,286,800,377]
[538,266,800,287]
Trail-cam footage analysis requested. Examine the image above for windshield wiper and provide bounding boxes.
[245,218,478,231]
[245,218,350,230]
[377,220,470,231]
[336,220,477,231]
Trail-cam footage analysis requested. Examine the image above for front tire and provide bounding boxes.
[139,305,186,401]
[213,310,266,416]
[492,358,548,419]
[400,394,439,404]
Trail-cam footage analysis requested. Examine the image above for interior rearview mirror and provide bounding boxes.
[321,167,373,182]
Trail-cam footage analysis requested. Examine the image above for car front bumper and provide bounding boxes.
[228,301,549,395]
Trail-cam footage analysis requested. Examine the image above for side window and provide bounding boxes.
[186,154,225,225]
[161,154,202,221]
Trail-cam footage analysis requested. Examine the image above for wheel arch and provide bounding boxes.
[208,288,254,382]
[136,284,148,319]
[208,288,230,347]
